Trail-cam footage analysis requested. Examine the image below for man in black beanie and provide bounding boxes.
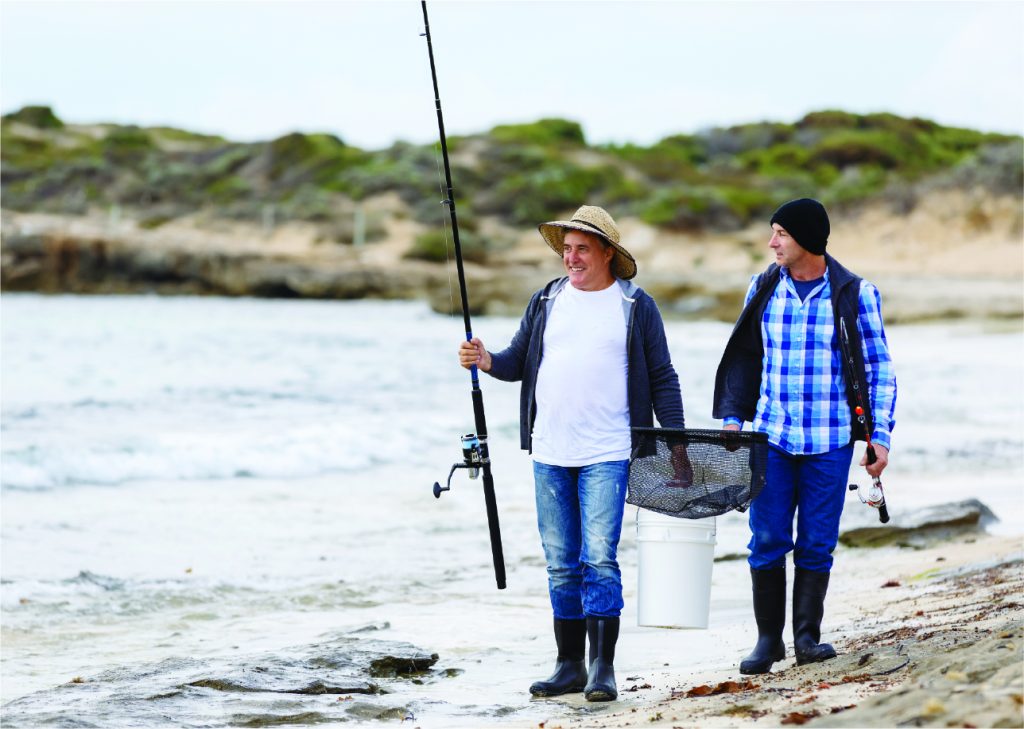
[712,198,897,674]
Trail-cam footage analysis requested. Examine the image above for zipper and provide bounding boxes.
[624,291,637,423]
[528,303,546,449]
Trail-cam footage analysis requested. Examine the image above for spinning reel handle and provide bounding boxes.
[431,435,485,499]
[431,462,461,499]
[848,481,890,524]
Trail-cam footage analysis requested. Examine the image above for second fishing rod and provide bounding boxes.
[839,318,890,524]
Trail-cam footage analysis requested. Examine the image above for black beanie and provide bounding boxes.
[770,198,829,255]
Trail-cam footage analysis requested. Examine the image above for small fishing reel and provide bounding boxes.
[432,433,484,498]
[848,478,890,523]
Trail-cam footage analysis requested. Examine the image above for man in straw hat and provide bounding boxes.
[458,204,688,702]
[713,198,896,675]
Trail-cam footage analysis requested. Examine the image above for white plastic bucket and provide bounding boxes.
[636,509,716,629]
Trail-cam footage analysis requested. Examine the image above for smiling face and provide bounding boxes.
[562,229,616,291]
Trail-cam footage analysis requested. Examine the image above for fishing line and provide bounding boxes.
[430,140,457,318]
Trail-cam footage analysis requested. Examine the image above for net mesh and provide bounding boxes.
[627,428,768,519]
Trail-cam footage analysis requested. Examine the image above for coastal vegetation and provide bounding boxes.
[3,105,1020,247]
[2,106,1021,321]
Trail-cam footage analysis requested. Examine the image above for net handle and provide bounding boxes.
[631,427,768,441]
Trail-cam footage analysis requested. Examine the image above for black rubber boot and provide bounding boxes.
[739,567,787,675]
[584,616,619,702]
[793,567,837,665]
[529,618,588,697]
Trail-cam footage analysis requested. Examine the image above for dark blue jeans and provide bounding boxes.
[533,460,630,619]
[748,443,854,572]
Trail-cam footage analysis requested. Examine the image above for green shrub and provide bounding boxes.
[206,175,253,202]
[861,112,938,135]
[405,228,488,263]
[266,132,347,182]
[641,187,728,230]
[798,110,861,129]
[490,118,585,147]
[149,127,225,145]
[103,127,154,162]
[823,165,889,206]
[2,108,1021,236]
[718,186,776,223]
[490,163,625,225]
[811,163,841,187]
[2,105,64,129]
[202,145,258,177]
[601,174,651,206]
[478,143,553,174]
[269,132,343,163]
[810,131,905,169]
[740,143,810,176]
[0,133,54,169]
[340,141,436,203]
[606,135,705,182]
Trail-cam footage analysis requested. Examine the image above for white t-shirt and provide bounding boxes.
[531,281,630,467]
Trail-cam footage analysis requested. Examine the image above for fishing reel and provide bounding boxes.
[848,438,891,524]
[848,477,890,523]
[432,433,486,498]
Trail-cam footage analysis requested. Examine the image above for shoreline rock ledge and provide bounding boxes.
[2,209,1022,323]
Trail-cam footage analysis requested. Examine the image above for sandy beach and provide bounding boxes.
[528,535,1023,729]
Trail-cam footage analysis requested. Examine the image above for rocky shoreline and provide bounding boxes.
[549,536,1024,729]
[2,197,1022,323]
[0,209,546,316]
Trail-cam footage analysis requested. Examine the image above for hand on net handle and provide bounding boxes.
[666,443,694,488]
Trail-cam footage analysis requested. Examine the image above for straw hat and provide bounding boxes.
[538,205,637,280]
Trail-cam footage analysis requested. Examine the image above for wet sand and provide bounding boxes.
[522,535,1023,729]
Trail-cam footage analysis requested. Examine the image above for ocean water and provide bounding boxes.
[1,294,1021,727]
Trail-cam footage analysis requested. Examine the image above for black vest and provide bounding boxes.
[712,254,874,442]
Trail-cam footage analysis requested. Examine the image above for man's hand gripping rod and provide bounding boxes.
[847,407,890,524]
[839,318,890,524]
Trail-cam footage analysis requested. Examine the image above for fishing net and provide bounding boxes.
[627,428,768,519]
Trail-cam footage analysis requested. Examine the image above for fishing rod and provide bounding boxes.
[839,318,890,524]
[420,0,507,590]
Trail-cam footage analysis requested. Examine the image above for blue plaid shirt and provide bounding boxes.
[724,267,896,455]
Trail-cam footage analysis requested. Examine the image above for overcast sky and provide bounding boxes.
[2,1,1022,149]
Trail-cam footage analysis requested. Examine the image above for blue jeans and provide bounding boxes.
[748,443,854,573]
[533,460,630,619]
